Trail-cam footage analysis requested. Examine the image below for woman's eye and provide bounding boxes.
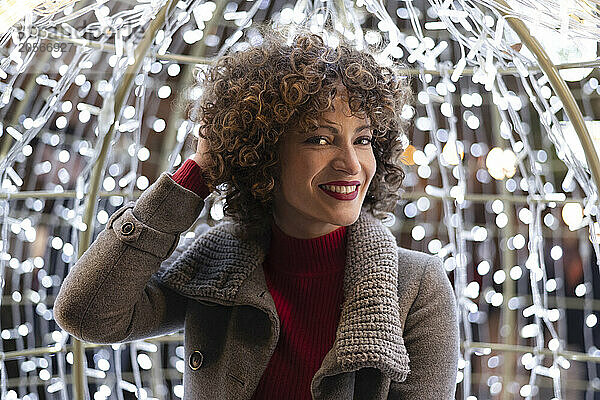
[306,136,329,145]
[306,136,373,146]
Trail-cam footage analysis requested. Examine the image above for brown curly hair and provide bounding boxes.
[186,24,412,242]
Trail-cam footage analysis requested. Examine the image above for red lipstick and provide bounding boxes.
[318,183,360,201]
[321,180,361,186]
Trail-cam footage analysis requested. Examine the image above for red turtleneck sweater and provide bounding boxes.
[171,158,347,399]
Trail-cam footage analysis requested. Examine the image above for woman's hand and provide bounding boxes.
[191,128,210,170]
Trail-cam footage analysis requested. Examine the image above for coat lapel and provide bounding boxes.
[310,210,410,397]
[156,210,410,390]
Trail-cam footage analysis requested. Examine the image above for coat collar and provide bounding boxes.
[156,209,410,384]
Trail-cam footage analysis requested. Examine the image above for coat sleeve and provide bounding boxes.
[53,172,207,344]
[388,256,460,399]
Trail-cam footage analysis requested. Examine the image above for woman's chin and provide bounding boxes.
[323,210,360,227]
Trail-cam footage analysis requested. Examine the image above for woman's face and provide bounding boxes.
[272,91,377,238]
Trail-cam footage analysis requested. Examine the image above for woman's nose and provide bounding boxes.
[332,145,361,175]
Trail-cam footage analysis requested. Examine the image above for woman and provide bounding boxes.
[54,25,459,400]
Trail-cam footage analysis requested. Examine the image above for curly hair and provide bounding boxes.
[186,24,412,242]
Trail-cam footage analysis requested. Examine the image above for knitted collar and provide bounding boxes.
[156,209,410,384]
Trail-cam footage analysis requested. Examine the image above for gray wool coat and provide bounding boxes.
[54,171,460,400]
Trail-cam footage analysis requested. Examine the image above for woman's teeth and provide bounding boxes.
[321,185,358,194]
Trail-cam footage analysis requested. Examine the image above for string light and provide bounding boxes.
[0,0,599,399]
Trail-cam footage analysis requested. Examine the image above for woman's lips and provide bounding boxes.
[318,185,359,201]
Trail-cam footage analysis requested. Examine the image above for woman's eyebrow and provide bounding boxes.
[318,124,372,134]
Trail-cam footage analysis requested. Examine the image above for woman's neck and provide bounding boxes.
[272,213,343,239]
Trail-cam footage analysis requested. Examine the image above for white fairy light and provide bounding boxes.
[562,203,584,228]
[158,85,172,99]
[411,225,426,241]
[0,0,598,398]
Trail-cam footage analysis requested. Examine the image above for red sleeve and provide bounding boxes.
[170,158,211,198]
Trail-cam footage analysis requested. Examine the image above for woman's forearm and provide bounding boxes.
[53,171,206,343]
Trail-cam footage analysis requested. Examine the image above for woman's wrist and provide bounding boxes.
[190,153,207,170]
[171,158,211,198]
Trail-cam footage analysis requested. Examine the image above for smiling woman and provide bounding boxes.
[187,23,412,242]
[54,22,459,400]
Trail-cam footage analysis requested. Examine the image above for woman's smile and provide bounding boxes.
[318,184,360,200]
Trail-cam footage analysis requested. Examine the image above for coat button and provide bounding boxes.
[189,351,203,370]
[121,222,135,235]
